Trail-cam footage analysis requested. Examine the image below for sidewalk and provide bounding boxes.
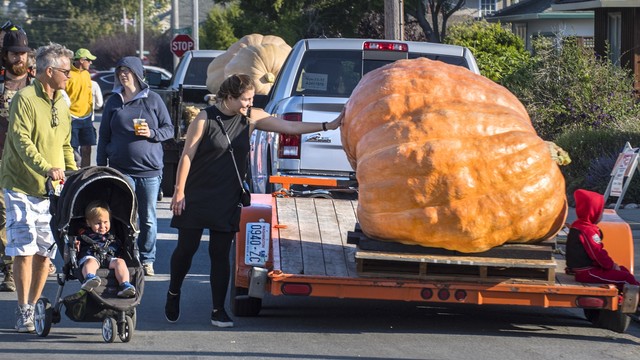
[566,207,640,230]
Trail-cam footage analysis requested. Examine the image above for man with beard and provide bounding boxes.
[0,28,33,292]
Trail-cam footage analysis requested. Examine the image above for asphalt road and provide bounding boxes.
[1,197,639,360]
[0,116,639,359]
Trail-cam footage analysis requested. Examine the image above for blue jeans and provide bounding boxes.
[124,175,161,265]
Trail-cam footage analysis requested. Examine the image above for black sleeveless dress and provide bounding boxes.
[170,106,250,232]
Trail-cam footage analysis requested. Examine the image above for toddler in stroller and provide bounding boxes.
[34,167,144,342]
[76,200,136,298]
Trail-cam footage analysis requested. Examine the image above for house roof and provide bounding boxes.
[488,0,593,22]
[553,0,640,10]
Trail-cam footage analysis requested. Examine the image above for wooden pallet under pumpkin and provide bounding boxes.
[348,226,558,284]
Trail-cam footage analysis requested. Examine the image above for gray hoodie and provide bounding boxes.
[96,56,174,177]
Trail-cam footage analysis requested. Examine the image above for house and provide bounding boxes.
[486,0,594,50]
[552,0,640,91]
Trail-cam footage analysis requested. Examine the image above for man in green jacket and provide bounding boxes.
[0,42,77,333]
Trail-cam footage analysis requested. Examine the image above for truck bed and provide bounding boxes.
[268,197,620,309]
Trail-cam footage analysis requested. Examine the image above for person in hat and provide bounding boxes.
[1,42,77,333]
[0,27,34,293]
[66,48,96,168]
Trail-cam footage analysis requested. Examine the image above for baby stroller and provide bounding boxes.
[34,166,145,343]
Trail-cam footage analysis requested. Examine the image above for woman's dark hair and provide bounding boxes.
[216,74,255,100]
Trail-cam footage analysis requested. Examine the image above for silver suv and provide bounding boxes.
[250,38,480,196]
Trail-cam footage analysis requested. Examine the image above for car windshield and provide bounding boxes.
[292,49,471,97]
[183,57,213,86]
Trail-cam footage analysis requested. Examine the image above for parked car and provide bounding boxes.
[91,65,173,108]
[249,38,480,196]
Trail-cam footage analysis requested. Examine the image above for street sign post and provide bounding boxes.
[171,34,195,58]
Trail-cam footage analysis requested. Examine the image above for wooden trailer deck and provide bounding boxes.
[273,197,581,286]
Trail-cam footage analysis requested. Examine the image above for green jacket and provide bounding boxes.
[0,78,77,197]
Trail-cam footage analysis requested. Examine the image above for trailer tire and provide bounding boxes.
[588,309,630,333]
[230,242,262,317]
[583,309,600,324]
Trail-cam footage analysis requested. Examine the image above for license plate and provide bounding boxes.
[245,222,270,266]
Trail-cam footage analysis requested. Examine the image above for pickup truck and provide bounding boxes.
[149,49,225,197]
[249,38,479,197]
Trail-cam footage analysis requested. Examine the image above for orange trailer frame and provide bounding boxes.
[233,177,637,332]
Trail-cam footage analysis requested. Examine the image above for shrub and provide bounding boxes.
[445,20,530,82]
[501,36,640,141]
[555,128,640,205]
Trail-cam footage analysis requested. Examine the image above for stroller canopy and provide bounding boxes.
[51,166,138,234]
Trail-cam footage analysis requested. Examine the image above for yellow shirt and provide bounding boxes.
[65,64,93,118]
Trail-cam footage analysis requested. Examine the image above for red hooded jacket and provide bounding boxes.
[566,189,614,270]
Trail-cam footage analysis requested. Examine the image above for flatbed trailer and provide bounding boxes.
[234,192,639,333]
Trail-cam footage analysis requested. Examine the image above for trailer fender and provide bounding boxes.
[236,194,273,290]
[599,209,634,272]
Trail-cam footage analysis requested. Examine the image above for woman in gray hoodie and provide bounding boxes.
[97,56,174,276]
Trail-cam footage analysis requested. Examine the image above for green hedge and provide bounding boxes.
[555,129,640,206]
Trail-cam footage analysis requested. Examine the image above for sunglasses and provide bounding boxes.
[51,67,71,77]
[51,105,59,127]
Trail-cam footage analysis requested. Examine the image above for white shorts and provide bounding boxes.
[4,189,57,258]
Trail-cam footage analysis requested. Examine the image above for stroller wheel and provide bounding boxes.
[118,315,135,343]
[130,308,137,330]
[102,317,117,343]
[34,298,53,337]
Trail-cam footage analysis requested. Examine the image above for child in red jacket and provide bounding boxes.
[565,189,640,291]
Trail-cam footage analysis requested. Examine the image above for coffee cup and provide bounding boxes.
[133,118,146,135]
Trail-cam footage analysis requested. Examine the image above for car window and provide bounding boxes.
[293,50,362,97]
[408,52,470,68]
[184,57,213,86]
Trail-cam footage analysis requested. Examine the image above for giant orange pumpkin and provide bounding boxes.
[341,58,567,253]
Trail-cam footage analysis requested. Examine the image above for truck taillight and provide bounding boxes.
[363,41,408,52]
[278,113,302,159]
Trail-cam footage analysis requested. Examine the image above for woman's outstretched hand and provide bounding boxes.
[327,108,344,131]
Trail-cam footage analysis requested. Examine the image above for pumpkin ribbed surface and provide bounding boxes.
[342,58,567,253]
[206,34,291,95]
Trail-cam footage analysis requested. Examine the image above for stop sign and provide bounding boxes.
[171,34,195,57]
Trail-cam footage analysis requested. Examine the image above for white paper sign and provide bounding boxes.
[610,151,637,197]
[302,72,328,91]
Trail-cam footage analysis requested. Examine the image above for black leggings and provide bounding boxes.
[169,228,235,310]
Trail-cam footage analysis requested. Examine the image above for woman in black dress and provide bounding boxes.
[165,74,342,327]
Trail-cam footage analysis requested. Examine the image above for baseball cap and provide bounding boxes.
[74,48,96,60]
[3,30,30,53]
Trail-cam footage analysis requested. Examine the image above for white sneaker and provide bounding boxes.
[15,306,35,333]
[143,263,155,276]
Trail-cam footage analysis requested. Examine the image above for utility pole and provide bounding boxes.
[193,0,199,50]
[139,0,144,61]
[123,8,127,33]
[384,0,403,40]
[172,0,179,69]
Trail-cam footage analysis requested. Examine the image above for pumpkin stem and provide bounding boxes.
[545,141,571,166]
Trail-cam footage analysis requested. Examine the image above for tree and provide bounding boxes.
[445,20,530,82]
[199,3,242,50]
[17,1,169,53]
[210,0,384,46]
[406,0,466,43]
